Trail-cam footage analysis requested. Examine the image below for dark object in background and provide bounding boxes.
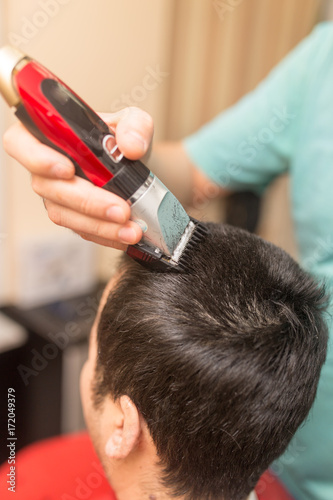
[224,191,261,233]
[0,284,105,464]
[0,316,27,464]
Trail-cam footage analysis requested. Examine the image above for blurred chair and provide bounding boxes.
[224,191,262,233]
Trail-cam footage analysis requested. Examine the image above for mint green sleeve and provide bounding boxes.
[183,23,331,193]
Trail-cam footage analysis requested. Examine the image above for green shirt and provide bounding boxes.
[184,22,333,500]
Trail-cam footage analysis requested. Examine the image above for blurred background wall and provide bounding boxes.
[0,0,326,306]
[167,0,320,138]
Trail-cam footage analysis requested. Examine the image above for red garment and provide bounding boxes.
[256,470,294,500]
[0,432,115,500]
[0,432,293,499]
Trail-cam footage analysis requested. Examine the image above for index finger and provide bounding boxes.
[3,122,75,178]
[31,174,132,223]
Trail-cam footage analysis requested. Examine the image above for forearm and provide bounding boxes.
[147,141,194,206]
[148,140,227,208]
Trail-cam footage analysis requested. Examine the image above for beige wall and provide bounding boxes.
[167,0,319,138]
[0,2,8,303]
[322,0,333,18]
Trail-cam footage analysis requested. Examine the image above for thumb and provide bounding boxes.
[99,107,154,160]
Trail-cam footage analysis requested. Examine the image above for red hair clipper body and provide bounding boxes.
[0,46,206,271]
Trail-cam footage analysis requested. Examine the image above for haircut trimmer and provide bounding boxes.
[0,46,206,272]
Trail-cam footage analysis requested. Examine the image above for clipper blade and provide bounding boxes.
[127,218,208,273]
[175,219,208,272]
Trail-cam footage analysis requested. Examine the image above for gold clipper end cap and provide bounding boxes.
[0,45,27,108]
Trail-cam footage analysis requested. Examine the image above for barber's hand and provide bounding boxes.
[3,107,154,250]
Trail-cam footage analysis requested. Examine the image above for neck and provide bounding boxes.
[113,472,255,500]
[116,486,170,500]
[112,467,175,500]
[103,427,254,500]
[105,451,177,500]
[115,482,255,500]
[109,460,255,500]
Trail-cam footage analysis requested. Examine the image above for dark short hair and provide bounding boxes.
[93,223,328,500]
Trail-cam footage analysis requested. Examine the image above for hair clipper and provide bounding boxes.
[0,46,206,272]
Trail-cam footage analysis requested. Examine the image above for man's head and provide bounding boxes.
[80,223,328,500]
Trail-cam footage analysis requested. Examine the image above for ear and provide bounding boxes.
[105,396,141,459]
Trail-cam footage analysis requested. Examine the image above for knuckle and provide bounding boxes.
[92,221,104,238]
[128,107,154,128]
[43,199,50,210]
[47,204,62,226]
[26,150,49,174]
[141,110,154,129]
[92,220,116,241]
[127,106,141,115]
[30,176,42,194]
[78,196,92,215]
[78,232,92,242]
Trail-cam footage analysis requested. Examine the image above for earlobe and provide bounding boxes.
[105,396,141,459]
[105,428,124,457]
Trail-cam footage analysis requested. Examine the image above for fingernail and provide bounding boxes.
[118,227,137,244]
[127,131,146,153]
[52,163,73,178]
[106,206,126,223]
[133,219,148,233]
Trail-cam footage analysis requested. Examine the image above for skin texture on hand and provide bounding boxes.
[3,106,222,249]
[3,107,157,248]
